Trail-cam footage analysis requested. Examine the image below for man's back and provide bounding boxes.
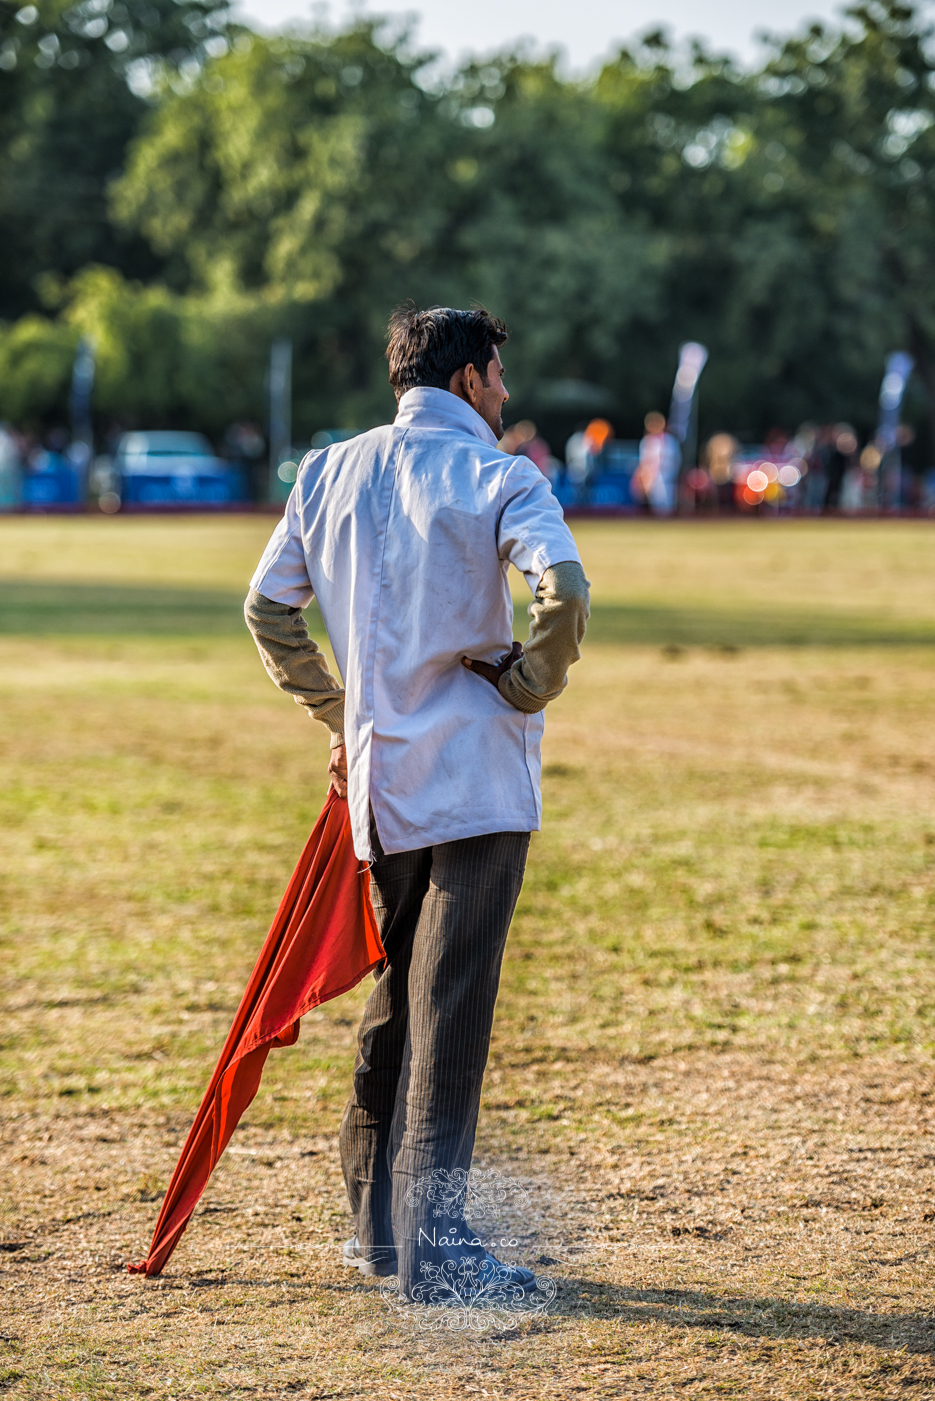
[251,388,579,857]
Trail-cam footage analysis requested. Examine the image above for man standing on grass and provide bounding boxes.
[245,305,589,1300]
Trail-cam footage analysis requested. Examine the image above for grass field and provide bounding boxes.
[1,515,934,1399]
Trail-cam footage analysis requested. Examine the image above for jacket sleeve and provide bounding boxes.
[244,587,345,746]
[497,560,590,714]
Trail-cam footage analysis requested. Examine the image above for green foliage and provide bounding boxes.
[0,0,235,318]
[0,310,77,425]
[65,266,273,430]
[4,2,935,447]
[101,24,667,434]
[0,265,275,432]
[442,56,664,409]
[759,1,935,448]
[591,10,935,437]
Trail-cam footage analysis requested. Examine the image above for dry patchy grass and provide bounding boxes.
[1,517,934,1398]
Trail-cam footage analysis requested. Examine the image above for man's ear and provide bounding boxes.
[461,364,478,405]
[448,364,476,404]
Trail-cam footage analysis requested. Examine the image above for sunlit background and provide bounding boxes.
[0,0,934,515]
[235,0,846,69]
[4,5,935,1394]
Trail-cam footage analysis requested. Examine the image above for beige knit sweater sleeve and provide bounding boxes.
[244,588,346,747]
[497,560,590,713]
[244,558,589,742]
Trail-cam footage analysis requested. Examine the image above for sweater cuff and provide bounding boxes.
[498,666,549,714]
[314,695,345,739]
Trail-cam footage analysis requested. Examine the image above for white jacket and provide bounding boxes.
[251,387,580,859]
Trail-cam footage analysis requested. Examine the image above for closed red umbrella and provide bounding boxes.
[129,790,384,1278]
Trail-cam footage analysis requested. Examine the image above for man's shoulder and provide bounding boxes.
[298,425,397,476]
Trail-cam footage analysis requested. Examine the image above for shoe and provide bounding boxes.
[408,1251,543,1309]
[478,1253,538,1289]
[342,1235,398,1278]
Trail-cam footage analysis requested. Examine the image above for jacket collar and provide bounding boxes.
[394,386,499,448]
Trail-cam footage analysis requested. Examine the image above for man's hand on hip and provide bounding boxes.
[461,640,523,688]
[328,743,348,798]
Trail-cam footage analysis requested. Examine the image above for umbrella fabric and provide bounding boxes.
[128,790,384,1278]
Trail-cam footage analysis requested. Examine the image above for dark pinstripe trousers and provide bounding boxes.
[338,820,529,1295]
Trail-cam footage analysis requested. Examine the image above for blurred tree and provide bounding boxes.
[111,23,467,429]
[0,265,276,433]
[591,2,935,445]
[110,27,662,435]
[594,36,867,438]
[3,2,935,455]
[0,309,77,424]
[752,0,935,454]
[65,265,275,429]
[0,0,233,319]
[444,53,664,420]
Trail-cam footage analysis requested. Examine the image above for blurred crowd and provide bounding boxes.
[499,415,928,516]
[0,426,90,511]
[0,412,929,517]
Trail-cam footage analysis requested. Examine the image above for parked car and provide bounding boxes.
[115,431,246,508]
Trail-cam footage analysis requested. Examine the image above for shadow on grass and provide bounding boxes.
[0,580,322,637]
[586,601,935,649]
[148,1272,933,1354]
[0,580,247,635]
[3,579,935,648]
[537,1279,935,1353]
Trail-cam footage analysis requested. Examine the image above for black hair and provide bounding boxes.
[386,304,508,401]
